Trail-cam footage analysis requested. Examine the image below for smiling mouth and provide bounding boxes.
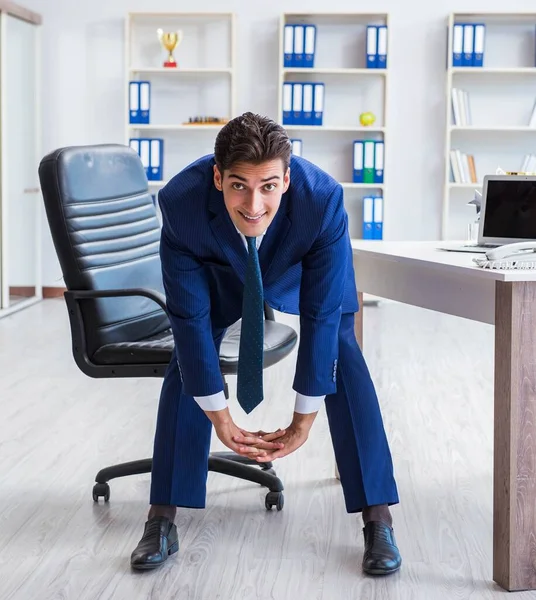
[239,211,266,222]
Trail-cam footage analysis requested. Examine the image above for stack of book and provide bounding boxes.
[129,138,164,181]
[451,87,472,125]
[452,23,485,67]
[283,24,316,68]
[129,81,151,124]
[282,82,324,126]
[527,100,536,127]
[290,139,302,156]
[366,25,388,69]
[450,149,477,183]
[521,154,536,173]
[353,140,384,184]
[362,196,383,239]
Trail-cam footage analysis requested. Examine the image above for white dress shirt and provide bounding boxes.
[193,229,325,414]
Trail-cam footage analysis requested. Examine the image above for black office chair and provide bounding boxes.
[38,144,298,512]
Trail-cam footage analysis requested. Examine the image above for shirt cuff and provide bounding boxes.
[194,390,227,412]
[294,392,325,414]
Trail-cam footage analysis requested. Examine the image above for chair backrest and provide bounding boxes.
[38,144,170,356]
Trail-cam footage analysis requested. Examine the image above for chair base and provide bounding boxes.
[92,452,285,511]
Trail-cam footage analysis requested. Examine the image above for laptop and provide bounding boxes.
[439,174,536,253]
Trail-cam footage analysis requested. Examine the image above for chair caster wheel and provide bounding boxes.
[93,482,110,502]
[265,491,284,511]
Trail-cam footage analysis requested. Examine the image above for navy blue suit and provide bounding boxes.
[150,154,399,513]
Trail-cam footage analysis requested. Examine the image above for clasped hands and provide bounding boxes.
[205,407,316,462]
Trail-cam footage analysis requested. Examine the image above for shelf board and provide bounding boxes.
[133,124,385,133]
[283,12,389,25]
[449,182,482,188]
[284,125,385,132]
[283,67,387,75]
[284,11,388,16]
[450,125,536,132]
[451,11,536,19]
[128,124,227,130]
[341,182,384,189]
[128,12,234,18]
[129,67,233,74]
[450,67,536,74]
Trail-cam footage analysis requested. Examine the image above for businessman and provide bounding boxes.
[130,112,401,575]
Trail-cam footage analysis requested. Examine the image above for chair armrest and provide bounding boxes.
[65,288,168,314]
[68,288,274,325]
[62,287,169,379]
[264,302,275,321]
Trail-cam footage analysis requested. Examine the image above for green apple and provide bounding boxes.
[359,111,376,126]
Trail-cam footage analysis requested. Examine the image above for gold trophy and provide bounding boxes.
[157,28,183,68]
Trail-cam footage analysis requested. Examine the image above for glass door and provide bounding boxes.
[0,11,41,312]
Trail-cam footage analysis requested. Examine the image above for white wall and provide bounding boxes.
[23,0,536,287]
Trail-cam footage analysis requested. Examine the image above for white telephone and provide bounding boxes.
[473,241,536,270]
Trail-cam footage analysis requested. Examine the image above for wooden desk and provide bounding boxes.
[352,240,536,592]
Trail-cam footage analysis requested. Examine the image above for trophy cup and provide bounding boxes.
[157,28,183,68]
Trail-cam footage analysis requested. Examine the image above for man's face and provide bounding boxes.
[213,159,290,237]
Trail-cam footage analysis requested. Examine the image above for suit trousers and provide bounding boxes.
[150,313,399,512]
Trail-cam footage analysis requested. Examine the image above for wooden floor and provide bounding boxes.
[0,298,534,599]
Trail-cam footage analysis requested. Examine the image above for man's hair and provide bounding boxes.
[214,112,292,173]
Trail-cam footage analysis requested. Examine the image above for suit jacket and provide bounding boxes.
[158,154,359,400]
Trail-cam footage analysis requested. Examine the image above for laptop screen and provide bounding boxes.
[483,179,536,240]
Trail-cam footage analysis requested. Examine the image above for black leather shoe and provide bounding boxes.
[130,516,179,570]
[362,521,402,575]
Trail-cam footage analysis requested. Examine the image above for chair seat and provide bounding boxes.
[92,319,297,374]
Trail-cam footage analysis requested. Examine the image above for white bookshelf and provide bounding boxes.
[125,12,236,190]
[342,183,385,189]
[277,12,389,242]
[285,125,386,132]
[443,12,536,240]
[129,67,233,74]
